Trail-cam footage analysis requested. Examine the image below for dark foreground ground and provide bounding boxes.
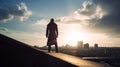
[0,34,77,67]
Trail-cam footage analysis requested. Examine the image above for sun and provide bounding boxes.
[64,30,85,46]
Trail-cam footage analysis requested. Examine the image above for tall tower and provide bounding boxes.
[94,43,98,48]
[84,43,89,48]
[77,41,83,48]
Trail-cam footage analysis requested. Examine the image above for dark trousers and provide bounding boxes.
[48,44,58,53]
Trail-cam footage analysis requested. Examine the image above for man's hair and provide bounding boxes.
[50,18,54,22]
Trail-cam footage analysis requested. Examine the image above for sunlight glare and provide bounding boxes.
[65,30,85,46]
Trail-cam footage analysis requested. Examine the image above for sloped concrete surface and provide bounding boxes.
[0,34,76,67]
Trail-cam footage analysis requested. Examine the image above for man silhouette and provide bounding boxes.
[46,18,58,53]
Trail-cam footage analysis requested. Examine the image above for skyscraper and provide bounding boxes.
[77,41,83,48]
[94,43,98,48]
[84,43,89,48]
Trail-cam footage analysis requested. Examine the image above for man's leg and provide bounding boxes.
[55,44,58,53]
[48,45,51,52]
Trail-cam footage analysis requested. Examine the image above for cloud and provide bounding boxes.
[75,1,106,20]
[33,19,48,25]
[0,28,46,46]
[54,0,120,38]
[14,32,46,46]
[0,27,10,35]
[0,2,32,22]
[32,0,120,38]
[86,0,120,37]
[55,1,106,27]
[0,27,8,32]
[33,1,107,31]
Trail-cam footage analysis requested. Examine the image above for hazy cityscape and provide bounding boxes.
[32,41,120,67]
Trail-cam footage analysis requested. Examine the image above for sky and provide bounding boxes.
[0,0,120,47]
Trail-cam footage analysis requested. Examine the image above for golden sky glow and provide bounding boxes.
[64,30,86,46]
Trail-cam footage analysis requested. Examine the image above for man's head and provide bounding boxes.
[50,18,54,22]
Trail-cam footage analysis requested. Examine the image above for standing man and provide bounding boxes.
[46,18,58,53]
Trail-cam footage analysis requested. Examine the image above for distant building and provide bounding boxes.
[94,43,98,48]
[77,41,83,48]
[84,43,89,48]
[65,44,69,48]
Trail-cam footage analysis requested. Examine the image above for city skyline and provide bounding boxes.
[0,0,120,47]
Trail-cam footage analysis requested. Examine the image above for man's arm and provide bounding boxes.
[46,25,49,38]
[56,25,58,38]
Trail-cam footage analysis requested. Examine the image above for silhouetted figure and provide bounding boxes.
[46,18,58,53]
